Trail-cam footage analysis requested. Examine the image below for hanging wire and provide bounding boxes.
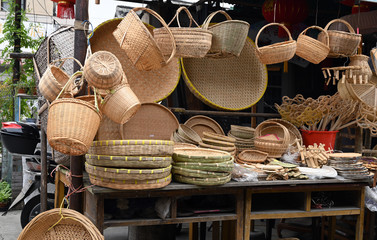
[357,1,361,34]
[315,0,319,26]
[273,2,277,23]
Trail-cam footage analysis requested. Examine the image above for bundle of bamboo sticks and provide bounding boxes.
[296,140,330,168]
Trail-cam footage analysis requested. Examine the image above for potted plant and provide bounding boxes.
[0,180,12,211]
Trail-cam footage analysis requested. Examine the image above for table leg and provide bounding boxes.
[328,216,336,240]
[190,222,199,240]
[356,187,365,240]
[212,221,220,240]
[244,190,252,240]
[84,190,104,233]
[200,222,206,240]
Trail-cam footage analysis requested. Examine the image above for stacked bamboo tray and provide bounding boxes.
[328,153,372,180]
[199,132,236,157]
[228,125,255,153]
[172,148,234,186]
[86,140,174,189]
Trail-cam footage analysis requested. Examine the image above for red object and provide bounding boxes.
[1,122,22,129]
[352,3,370,14]
[300,130,338,151]
[52,0,75,19]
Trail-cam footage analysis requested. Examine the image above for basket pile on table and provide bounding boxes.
[328,153,372,180]
[172,148,234,186]
[199,132,236,157]
[85,140,174,189]
[228,125,255,154]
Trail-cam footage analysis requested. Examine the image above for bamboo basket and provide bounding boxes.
[173,148,232,163]
[202,10,250,58]
[154,6,212,58]
[174,174,231,186]
[173,159,234,172]
[83,51,123,89]
[318,19,361,58]
[184,115,225,137]
[263,118,303,145]
[18,208,104,240]
[230,125,255,139]
[177,124,202,144]
[254,122,290,157]
[101,83,141,124]
[85,162,171,180]
[112,7,176,71]
[89,174,171,190]
[255,23,297,65]
[174,142,198,149]
[202,138,235,148]
[203,132,236,143]
[198,141,236,153]
[172,166,229,178]
[296,26,330,64]
[85,154,172,168]
[237,150,268,163]
[88,140,174,156]
[172,130,197,145]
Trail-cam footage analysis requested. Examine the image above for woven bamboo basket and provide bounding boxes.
[39,57,82,102]
[154,6,212,58]
[112,7,176,71]
[174,130,197,145]
[174,142,198,149]
[85,154,172,168]
[254,122,290,157]
[202,10,250,58]
[202,137,235,148]
[18,208,104,240]
[228,131,254,143]
[184,115,225,137]
[173,159,234,172]
[318,19,361,58]
[296,26,330,64]
[237,149,268,163]
[101,83,141,124]
[198,141,236,153]
[88,140,174,156]
[173,148,232,163]
[203,132,236,143]
[91,18,180,103]
[263,118,303,145]
[172,166,229,178]
[177,124,202,144]
[174,174,231,186]
[47,72,102,156]
[85,162,171,180]
[230,125,255,139]
[121,103,179,140]
[96,115,122,141]
[83,51,123,89]
[255,23,296,65]
[89,174,171,190]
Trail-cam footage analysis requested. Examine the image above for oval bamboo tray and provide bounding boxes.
[238,149,268,163]
[89,174,171,190]
[173,159,234,172]
[85,162,171,180]
[88,140,174,156]
[174,174,231,186]
[203,132,236,143]
[85,154,172,168]
[198,141,236,153]
[172,166,230,178]
[173,148,232,163]
[184,115,225,137]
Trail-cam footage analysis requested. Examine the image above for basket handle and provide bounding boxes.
[127,7,177,65]
[55,71,83,100]
[255,121,290,145]
[202,10,232,30]
[168,6,200,28]
[255,23,293,50]
[299,25,329,47]
[323,19,355,34]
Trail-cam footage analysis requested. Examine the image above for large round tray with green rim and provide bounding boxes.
[173,159,234,172]
[89,174,172,190]
[173,148,231,163]
[85,154,172,168]
[174,174,231,186]
[172,166,230,178]
[85,162,171,180]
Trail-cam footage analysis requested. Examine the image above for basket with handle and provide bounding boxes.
[112,7,176,71]
[254,122,290,157]
[39,57,83,102]
[47,72,102,156]
[201,10,250,58]
[296,26,330,64]
[255,23,296,65]
[263,118,303,145]
[317,19,361,58]
[154,6,212,58]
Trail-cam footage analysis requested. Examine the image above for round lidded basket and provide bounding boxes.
[296,25,330,64]
[255,23,297,65]
[153,6,212,58]
[112,7,176,71]
[84,51,123,89]
[238,149,268,163]
[18,208,104,240]
[202,10,250,58]
[254,122,290,157]
[317,19,361,58]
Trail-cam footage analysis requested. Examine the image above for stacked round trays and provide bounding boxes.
[86,140,174,190]
[172,148,234,186]
[328,153,372,180]
[199,132,236,157]
[172,124,202,145]
[184,115,224,138]
[228,125,255,153]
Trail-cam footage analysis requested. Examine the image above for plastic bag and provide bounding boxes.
[365,186,377,212]
[231,163,258,182]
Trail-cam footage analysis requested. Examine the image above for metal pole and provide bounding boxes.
[40,128,48,212]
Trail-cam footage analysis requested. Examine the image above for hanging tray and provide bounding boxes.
[89,174,171,190]
[173,159,234,172]
[173,148,232,163]
[172,166,229,178]
[88,140,174,156]
[181,38,268,110]
[85,154,172,168]
[85,162,171,180]
[184,115,224,138]
[121,103,179,140]
[174,174,231,186]
[90,18,180,103]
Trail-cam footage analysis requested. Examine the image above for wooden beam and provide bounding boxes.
[169,108,280,118]
[9,52,34,59]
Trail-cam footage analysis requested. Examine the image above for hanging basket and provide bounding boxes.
[202,10,250,58]
[112,7,176,71]
[317,19,361,58]
[296,26,330,64]
[154,6,213,58]
[255,23,297,65]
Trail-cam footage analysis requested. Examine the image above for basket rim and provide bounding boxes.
[85,162,172,174]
